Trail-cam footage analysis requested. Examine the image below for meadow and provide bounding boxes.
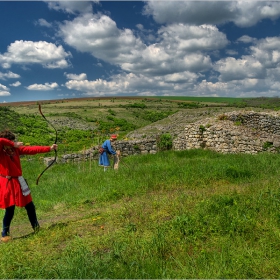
[0,97,280,278]
[1,150,280,278]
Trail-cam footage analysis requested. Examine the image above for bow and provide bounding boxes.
[36,104,58,185]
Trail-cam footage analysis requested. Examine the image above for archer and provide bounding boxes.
[0,129,58,242]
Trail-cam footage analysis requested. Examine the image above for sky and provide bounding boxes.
[1,1,280,103]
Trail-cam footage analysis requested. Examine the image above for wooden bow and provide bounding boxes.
[36,104,58,185]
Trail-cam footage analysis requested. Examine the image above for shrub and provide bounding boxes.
[157,133,173,151]
[121,103,147,109]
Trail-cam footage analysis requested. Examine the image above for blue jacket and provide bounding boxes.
[99,139,116,167]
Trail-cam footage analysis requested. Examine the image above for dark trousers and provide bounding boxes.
[2,201,39,237]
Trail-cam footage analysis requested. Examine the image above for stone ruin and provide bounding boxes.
[173,110,280,154]
[44,110,280,166]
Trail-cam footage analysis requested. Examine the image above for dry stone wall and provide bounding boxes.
[48,139,157,165]
[44,110,280,166]
[173,111,280,154]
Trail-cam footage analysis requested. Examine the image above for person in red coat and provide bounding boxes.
[0,130,58,242]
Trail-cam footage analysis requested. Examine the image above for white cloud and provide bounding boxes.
[164,71,198,83]
[0,91,10,96]
[143,1,280,27]
[26,82,59,91]
[0,83,10,96]
[10,81,21,87]
[212,36,280,86]
[0,71,20,80]
[158,24,228,52]
[250,37,280,68]
[195,77,277,98]
[237,35,257,44]
[3,1,277,99]
[36,18,52,28]
[65,71,200,96]
[45,1,94,14]
[64,72,87,80]
[0,40,71,69]
[58,14,227,77]
[58,13,145,65]
[215,56,266,82]
[0,83,9,91]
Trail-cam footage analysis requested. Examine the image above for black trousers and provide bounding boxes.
[2,201,39,237]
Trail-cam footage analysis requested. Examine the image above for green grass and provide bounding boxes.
[1,149,280,278]
[151,96,249,104]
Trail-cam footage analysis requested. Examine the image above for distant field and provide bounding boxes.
[0,95,248,108]
[151,96,250,103]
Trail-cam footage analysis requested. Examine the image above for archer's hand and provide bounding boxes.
[50,144,58,151]
[14,142,24,148]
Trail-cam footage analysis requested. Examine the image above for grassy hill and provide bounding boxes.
[1,96,276,151]
[1,97,280,278]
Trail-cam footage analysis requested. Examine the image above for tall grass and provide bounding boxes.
[1,149,280,278]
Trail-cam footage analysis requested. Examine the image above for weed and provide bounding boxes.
[199,125,206,132]
[263,141,273,150]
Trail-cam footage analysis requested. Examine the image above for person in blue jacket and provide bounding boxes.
[99,134,119,171]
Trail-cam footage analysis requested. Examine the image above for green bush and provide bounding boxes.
[157,133,173,151]
[142,110,174,122]
[121,103,147,109]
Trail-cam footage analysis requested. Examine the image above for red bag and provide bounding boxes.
[99,147,105,154]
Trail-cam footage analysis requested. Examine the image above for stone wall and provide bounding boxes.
[47,139,157,165]
[44,110,280,165]
[173,111,280,154]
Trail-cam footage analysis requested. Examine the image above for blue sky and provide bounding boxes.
[1,1,280,102]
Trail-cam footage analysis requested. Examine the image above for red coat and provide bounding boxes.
[0,138,51,209]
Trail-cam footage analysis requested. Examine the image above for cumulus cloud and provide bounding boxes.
[64,72,87,80]
[64,71,200,97]
[214,56,266,82]
[3,1,279,99]
[143,1,280,27]
[26,82,59,91]
[58,13,145,64]
[250,37,280,68]
[0,91,10,96]
[0,71,20,80]
[213,36,280,84]
[10,81,21,87]
[194,77,274,98]
[158,24,228,52]
[58,14,228,77]
[0,40,71,69]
